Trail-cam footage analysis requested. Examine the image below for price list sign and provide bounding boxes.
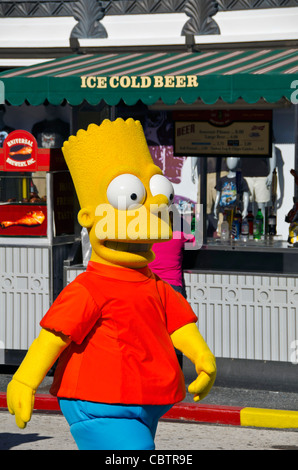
[174,120,271,157]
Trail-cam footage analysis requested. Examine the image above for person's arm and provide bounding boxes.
[7,328,70,428]
[171,322,216,402]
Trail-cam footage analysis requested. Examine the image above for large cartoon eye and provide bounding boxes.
[107,174,146,210]
[149,174,174,205]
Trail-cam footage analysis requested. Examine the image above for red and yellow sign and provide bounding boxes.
[3,130,38,171]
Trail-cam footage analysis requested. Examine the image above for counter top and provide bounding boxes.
[183,237,298,275]
[202,237,298,253]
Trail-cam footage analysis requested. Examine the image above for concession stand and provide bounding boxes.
[1,47,298,386]
[0,129,76,364]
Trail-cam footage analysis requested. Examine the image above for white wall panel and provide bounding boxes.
[184,271,298,363]
[0,246,50,353]
[65,266,298,364]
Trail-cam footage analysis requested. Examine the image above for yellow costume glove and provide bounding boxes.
[7,328,70,429]
[171,322,216,402]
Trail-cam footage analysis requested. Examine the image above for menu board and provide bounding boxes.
[174,120,271,157]
[173,109,273,158]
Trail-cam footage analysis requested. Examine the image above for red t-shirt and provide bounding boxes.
[40,261,197,405]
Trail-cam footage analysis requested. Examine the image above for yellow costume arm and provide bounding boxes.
[171,322,216,402]
[7,328,70,429]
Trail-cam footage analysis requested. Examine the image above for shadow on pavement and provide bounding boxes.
[0,432,50,450]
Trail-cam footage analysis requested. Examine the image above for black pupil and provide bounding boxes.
[170,194,174,200]
[130,193,138,200]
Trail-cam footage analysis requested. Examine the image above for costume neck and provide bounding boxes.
[90,250,149,269]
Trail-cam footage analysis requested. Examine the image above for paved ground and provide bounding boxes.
[1,410,298,451]
[2,360,298,451]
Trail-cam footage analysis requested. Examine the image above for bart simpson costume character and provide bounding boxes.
[7,118,216,450]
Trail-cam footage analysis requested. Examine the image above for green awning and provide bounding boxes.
[0,48,298,106]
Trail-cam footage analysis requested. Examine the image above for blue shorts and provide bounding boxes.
[58,399,172,450]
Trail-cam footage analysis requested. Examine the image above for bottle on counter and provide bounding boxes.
[231,207,242,240]
[191,214,196,234]
[268,210,277,236]
[241,217,249,242]
[253,208,263,240]
[247,210,254,237]
[221,212,230,241]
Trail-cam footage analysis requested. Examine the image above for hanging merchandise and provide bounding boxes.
[225,207,234,231]
[285,170,298,224]
[32,118,70,149]
[271,168,277,207]
[285,199,298,224]
[266,166,278,237]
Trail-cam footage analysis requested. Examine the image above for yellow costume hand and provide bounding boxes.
[188,353,217,402]
[6,380,35,429]
[6,328,70,429]
[171,322,216,402]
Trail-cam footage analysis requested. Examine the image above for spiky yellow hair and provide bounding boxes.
[62,118,154,208]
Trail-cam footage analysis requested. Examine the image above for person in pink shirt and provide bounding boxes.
[149,230,195,298]
[149,222,195,368]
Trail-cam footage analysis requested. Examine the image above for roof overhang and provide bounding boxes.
[0,49,297,107]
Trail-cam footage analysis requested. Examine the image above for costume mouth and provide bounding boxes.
[104,241,151,253]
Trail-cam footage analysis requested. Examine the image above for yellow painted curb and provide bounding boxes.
[240,407,298,429]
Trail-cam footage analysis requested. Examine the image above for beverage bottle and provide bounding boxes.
[191,214,195,234]
[247,210,254,236]
[231,207,241,240]
[221,212,229,241]
[241,217,249,242]
[268,210,277,236]
[253,208,263,240]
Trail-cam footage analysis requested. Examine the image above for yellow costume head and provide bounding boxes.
[62,118,174,268]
